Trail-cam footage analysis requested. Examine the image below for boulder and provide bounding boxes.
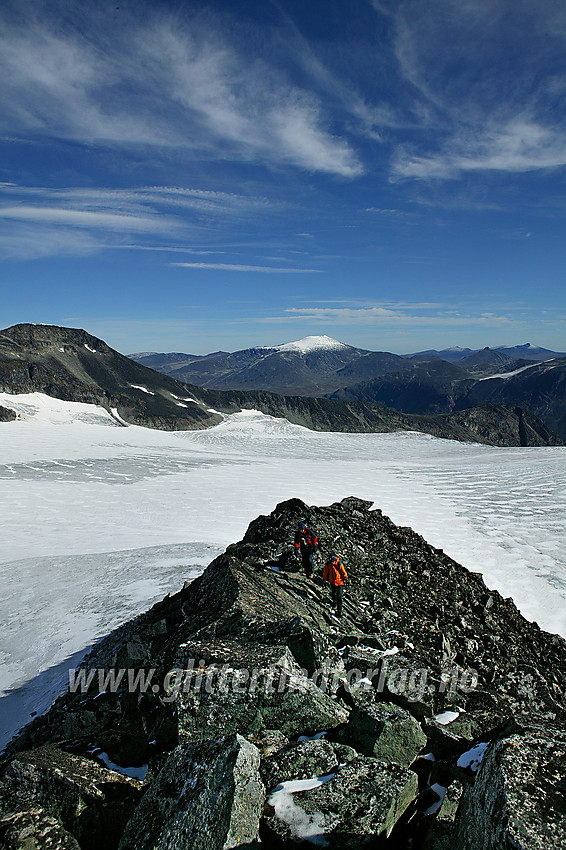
[0,404,16,422]
[452,726,566,849]
[260,739,357,791]
[371,652,440,719]
[118,735,265,850]
[0,808,81,849]
[248,729,290,758]
[263,755,419,848]
[0,744,142,850]
[173,641,348,743]
[436,781,462,823]
[337,697,427,767]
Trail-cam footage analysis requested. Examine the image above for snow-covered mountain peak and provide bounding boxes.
[274,335,348,354]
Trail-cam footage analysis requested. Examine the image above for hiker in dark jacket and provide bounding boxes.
[322,552,348,617]
[294,521,317,578]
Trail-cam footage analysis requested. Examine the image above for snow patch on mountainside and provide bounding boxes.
[0,392,119,427]
[272,336,348,354]
[478,360,558,381]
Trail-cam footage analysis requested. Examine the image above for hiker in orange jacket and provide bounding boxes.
[322,552,348,617]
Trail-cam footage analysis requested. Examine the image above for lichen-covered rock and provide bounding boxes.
[0,808,81,849]
[173,641,348,743]
[118,735,265,850]
[260,739,357,791]
[0,404,16,422]
[337,697,427,766]
[436,781,462,823]
[0,745,141,849]
[369,652,441,719]
[451,726,566,849]
[263,755,418,848]
[248,729,290,758]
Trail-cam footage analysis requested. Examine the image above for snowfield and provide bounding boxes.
[1,391,565,749]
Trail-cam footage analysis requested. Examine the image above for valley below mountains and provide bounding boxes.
[0,324,562,447]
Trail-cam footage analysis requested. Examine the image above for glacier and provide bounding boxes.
[1,391,565,750]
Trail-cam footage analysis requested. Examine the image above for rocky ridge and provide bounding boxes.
[197,387,561,446]
[0,323,221,431]
[1,497,564,848]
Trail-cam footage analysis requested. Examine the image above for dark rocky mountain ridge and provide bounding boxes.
[195,386,561,447]
[0,323,222,431]
[407,343,561,363]
[131,340,565,388]
[1,497,564,848]
[1,323,560,446]
[335,356,566,440]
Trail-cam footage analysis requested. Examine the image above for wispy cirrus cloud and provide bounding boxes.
[0,224,103,260]
[0,1,362,177]
[394,117,566,180]
[171,263,321,273]
[0,206,176,232]
[0,183,272,259]
[262,304,517,327]
[382,0,566,180]
[0,184,271,217]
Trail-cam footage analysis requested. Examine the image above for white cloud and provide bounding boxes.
[0,184,274,259]
[384,0,566,180]
[264,305,516,327]
[394,117,566,180]
[171,263,320,273]
[0,185,270,218]
[0,4,362,177]
[0,205,174,232]
[0,224,102,260]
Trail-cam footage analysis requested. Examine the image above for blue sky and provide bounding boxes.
[1,0,565,355]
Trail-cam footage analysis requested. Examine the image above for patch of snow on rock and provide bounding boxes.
[424,783,447,816]
[298,731,327,742]
[433,710,461,725]
[92,749,147,781]
[268,774,336,846]
[110,408,130,426]
[130,385,155,395]
[457,741,489,771]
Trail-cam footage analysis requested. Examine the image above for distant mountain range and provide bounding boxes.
[0,324,561,447]
[130,335,566,439]
[406,342,560,363]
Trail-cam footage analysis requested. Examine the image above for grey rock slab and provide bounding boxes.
[0,744,142,850]
[174,643,347,743]
[264,755,418,848]
[260,739,357,791]
[337,697,427,766]
[452,727,566,849]
[118,734,265,850]
[0,808,81,849]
